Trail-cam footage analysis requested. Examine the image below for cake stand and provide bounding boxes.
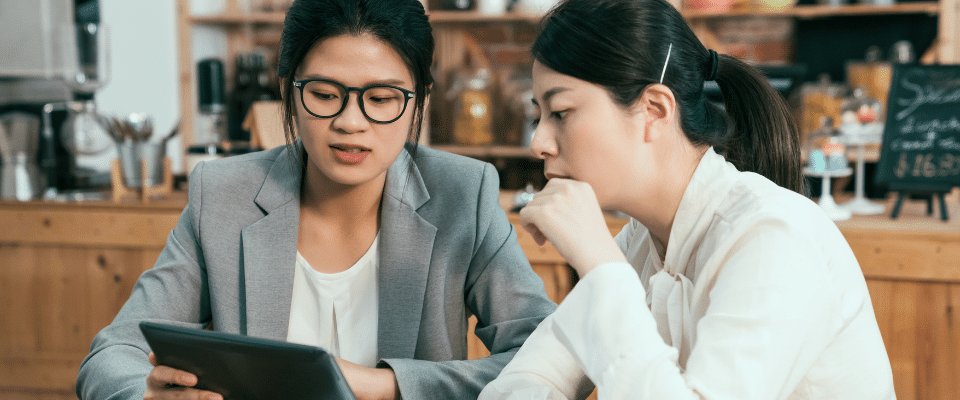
[804,166,854,221]
[837,122,885,215]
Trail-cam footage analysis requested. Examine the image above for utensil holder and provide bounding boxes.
[110,157,173,203]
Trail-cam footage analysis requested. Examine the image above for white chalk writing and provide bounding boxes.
[940,137,960,151]
[895,72,960,120]
[898,115,960,135]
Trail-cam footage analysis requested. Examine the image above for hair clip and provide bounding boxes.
[660,43,673,85]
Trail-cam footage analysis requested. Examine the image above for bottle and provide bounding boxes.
[891,40,915,64]
[196,58,228,146]
[188,58,229,174]
[228,54,255,142]
[441,0,474,10]
[228,53,277,143]
[12,151,41,201]
[251,54,280,108]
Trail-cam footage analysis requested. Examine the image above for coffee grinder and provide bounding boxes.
[55,2,115,191]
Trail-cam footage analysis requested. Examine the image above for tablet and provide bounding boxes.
[139,321,357,400]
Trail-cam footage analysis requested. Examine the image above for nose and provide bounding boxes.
[528,124,558,160]
[330,92,369,133]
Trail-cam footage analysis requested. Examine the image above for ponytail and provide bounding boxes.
[713,55,804,193]
[533,0,804,194]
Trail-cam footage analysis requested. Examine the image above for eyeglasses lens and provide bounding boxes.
[301,81,407,122]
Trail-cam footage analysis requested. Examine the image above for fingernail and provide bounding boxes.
[182,374,197,386]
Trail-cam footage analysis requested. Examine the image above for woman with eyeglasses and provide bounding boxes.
[76,1,556,399]
[479,0,895,399]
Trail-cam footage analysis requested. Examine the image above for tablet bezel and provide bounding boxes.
[139,321,357,400]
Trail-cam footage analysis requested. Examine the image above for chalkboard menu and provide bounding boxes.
[874,65,960,191]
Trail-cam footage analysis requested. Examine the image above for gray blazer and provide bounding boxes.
[76,142,557,399]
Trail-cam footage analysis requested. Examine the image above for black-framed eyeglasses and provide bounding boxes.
[293,78,416,124]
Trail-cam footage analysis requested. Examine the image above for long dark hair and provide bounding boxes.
[532,0,803,193]
[276,0,434,160]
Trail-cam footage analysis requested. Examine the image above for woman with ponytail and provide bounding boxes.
[479,0,894,398]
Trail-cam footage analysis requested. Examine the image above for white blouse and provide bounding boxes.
[480,148,895,400]
[287,234,380,368]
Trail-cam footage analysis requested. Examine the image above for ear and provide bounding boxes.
[634,83,677,142]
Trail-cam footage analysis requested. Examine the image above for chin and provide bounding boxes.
[325,168,385,187]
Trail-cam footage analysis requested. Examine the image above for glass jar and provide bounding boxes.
[451,68,495,146]
[840,86,883,126]
[798,73,846,143]
[805,116,847,172]
[846,46,892,111]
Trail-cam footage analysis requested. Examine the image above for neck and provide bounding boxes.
[618,140,706,249]
[300,165,385,228]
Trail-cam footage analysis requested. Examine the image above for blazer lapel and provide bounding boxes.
[241,145,301,340]
[377,147,436,360]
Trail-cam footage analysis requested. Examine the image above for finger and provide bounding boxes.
[146,386,223,400]
[519,200,549,247]
[147,365,198,389]
[526,224,547,246]
[149,352,158,367]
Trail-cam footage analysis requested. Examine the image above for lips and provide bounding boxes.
[330,144,371,164]
[544,172,572,180]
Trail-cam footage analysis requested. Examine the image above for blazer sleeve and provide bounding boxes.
[379,163,558,398]
[75,163,213,400]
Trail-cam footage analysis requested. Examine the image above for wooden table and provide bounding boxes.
[1,190,957,400]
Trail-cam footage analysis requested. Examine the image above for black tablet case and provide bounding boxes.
[139,321,357,400]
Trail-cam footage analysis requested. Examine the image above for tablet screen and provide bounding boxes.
[140,321,357,400]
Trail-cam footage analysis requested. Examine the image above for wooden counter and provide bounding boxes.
[0,194,186,400]
[835,192,960,400]
[1,190,957,400]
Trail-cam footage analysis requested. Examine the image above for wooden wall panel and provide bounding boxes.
[850,234,960,282]
[867,279,960,400]
[0,244,156,397]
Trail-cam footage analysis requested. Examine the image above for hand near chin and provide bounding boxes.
[519,179,627,277]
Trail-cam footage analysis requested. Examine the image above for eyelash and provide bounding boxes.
[531,110,568,128]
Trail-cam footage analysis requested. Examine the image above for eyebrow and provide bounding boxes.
[531,87,572,106]
[298,74,409,87]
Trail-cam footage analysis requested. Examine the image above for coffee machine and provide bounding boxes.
[0,0,112,199]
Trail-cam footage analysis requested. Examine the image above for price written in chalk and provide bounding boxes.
[875,65,960,189]
[894,153,960,178]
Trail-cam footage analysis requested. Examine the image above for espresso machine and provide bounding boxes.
[0,0,112,199]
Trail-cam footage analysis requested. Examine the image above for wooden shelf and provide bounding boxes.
[187,3,939,26]
[682,2,940,19]
[188,10,542,25]
[431,144,535,159]
[190,12,286,25]
[427,10,542,23]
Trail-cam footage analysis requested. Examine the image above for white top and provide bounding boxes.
[287,234,380,368]
[480,148,895,400]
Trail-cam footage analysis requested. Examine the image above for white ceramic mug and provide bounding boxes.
[477,0,509,14]
[514,0,560,13]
